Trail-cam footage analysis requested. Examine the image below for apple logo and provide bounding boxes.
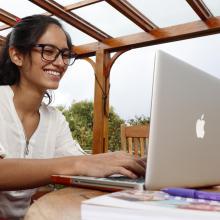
[196,114,205,138]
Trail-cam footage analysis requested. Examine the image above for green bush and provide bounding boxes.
[126,115,150,125]
[57,101,124,152]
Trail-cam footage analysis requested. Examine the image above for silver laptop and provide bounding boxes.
[52,50,220,191]
[146,50,220,190]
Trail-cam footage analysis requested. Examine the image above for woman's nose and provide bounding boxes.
[53,53,65,66]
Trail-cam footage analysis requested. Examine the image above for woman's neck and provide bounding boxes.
[11,84,45,116]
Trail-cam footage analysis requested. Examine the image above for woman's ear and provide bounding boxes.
[8,47,24,67]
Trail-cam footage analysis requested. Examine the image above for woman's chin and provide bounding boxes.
[46,82,60,90]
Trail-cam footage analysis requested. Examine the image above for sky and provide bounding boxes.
[1,0,220,120]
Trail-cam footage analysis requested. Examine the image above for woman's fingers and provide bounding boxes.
[106,151,146,177]
[126,160,146,177]
[136,157,146,168]
[74,151,146,178]
[113,167,138,179]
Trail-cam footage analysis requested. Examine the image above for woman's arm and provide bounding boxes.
[0,157,65,190]
[0,151,145,191]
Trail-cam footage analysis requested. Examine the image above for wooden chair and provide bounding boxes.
[120,124,150,157]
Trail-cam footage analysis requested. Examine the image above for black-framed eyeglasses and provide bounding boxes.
[33,44,77,66]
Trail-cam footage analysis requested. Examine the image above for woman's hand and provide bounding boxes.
[72,151,146,179]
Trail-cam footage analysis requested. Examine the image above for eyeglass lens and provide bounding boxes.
[36,44,76,66]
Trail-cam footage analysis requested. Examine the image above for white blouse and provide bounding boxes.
[0,86,85,219]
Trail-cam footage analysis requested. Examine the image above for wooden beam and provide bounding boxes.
[186,0,213,20]
[29,0,111,41]
[0,24,10,31]
[92,50,110,154]
[0,1,101,35]
[64,0,103,11]
[0,9,17,26]
[106,0,158,32]
[74,16,220,57]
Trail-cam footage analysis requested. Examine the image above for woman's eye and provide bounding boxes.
[44,47,56,55]
[62,51,71,59]
[62,53,70,59]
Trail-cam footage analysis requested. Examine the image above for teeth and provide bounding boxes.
[45,70,61,77]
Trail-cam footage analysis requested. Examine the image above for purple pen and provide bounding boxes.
[162,187,220,201]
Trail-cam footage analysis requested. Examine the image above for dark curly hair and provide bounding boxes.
[0,14,73,104]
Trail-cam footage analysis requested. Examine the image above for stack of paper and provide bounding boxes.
[81,189,220,220]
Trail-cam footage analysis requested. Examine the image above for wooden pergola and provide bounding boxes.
[0,0,220,154]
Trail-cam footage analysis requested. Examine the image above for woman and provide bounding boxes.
[0,15,145,219]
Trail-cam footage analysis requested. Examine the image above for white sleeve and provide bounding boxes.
[54,110,86,157]
[0,142,6,158]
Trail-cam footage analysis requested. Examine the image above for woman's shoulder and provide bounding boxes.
[40,103,64,119]
[0,85,9,90]
[0,86,13,103]
[0,85,12,95]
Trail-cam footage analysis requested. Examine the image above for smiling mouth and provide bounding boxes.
[45,70,61,79]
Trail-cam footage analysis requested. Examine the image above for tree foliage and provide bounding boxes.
[57,101,124,152]
[126,115,150,125]
[108,107,124,151]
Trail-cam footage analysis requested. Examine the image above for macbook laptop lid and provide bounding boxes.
[145,50,220,190]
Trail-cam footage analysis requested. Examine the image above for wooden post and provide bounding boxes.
[92,49,110,154]
[120,124,126,151]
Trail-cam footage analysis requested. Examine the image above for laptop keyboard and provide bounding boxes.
[105,176,145,183]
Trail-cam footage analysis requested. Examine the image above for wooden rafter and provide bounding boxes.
[64,0,103,11]
[186,0,213,20]
[74,16,220,57]
[0,24,10,31]
[0,9,17,26]
[106,0,158,32]
[29,0,111,41]
[0,12,51,34]
[0,1,102,32]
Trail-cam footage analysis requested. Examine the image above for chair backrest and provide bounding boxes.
[120,124,150,157]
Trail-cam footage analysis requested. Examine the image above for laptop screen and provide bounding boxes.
[145,50,220,190]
